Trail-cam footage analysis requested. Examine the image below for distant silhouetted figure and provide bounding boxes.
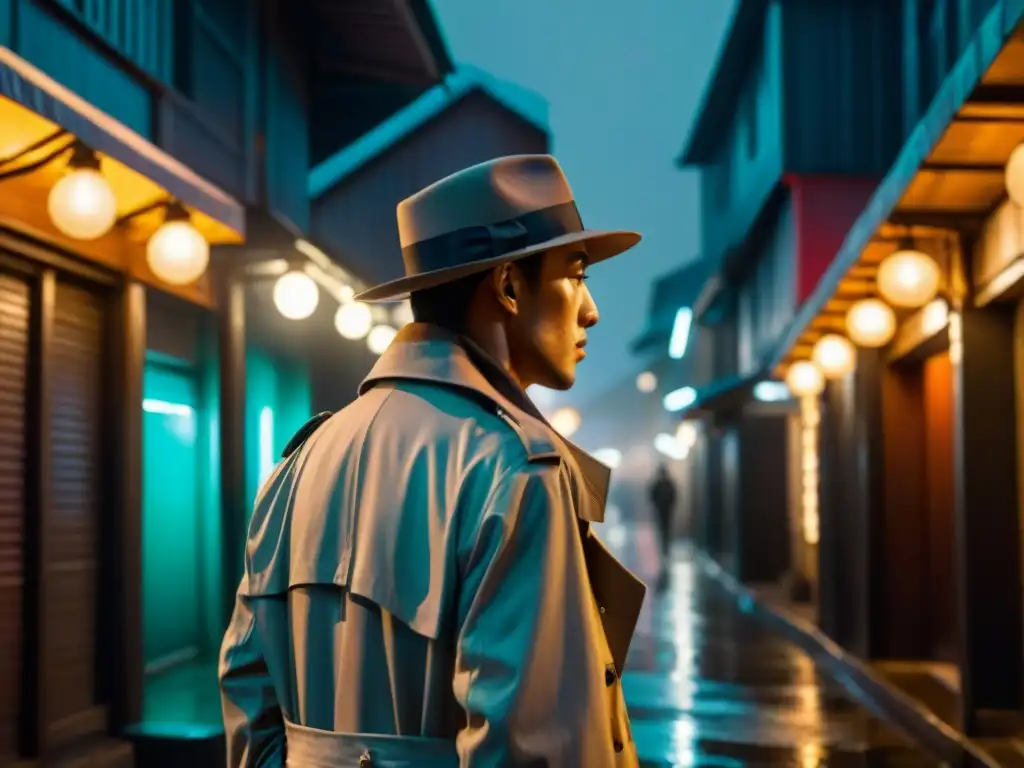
[649,464,677,590]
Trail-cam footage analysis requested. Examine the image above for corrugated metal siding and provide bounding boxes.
[17,0,153,138]
[265,19,310,234]
[311,92,549,285]
[51,0,175,82]
[45,280,103,740]
[158,0,251,200]
[700,3,784,269]
[0,272,28,763]
[781,0,906,175]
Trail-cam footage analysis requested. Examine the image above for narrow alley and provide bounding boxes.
[603,513,942,767]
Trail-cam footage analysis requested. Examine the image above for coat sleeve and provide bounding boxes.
[453,460,614,767]
[218,574,286,768]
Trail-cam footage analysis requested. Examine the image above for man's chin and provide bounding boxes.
[541,367,576,391]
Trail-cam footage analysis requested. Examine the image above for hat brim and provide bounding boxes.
[354,228,642,303]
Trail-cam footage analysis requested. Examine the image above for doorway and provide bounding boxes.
[142,361,202,673]
[922,351,956,662]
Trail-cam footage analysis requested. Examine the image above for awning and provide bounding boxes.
[678,371,765,420]
[767,3,1024,372]
[0,46,244,242]
[630,258,709,355]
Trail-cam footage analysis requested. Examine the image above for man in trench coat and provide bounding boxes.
[219,155,648,767]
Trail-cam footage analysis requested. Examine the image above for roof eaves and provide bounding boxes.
[675,0,768,168]
[409,0,455,79]
[308,64,549,199]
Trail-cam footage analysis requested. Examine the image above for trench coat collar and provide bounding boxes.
[360,323,610,523]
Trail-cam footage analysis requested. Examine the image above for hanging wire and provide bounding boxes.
[0,135,77,182]
[0,128,69,167]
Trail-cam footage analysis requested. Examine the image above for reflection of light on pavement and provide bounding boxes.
[668,718,698,766]
[796,657,823,765]
[669,559,696,697]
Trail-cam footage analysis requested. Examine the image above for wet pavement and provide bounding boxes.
[599,512,945,767]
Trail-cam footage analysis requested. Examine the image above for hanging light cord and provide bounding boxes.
[0,128,77,182]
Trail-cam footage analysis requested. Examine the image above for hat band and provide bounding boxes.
[401,201,583,277]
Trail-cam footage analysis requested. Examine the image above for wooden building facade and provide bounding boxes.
[674,0,911,587]
[682,0,1024,752]
[0,1,451,765]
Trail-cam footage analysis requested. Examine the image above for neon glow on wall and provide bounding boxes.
[668,307,693,359]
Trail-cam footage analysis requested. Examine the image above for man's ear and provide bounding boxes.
[490,263,519,315]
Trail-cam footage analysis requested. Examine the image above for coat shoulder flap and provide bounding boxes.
[491,405,562,466]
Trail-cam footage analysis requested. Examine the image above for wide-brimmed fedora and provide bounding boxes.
[355,154,642,302]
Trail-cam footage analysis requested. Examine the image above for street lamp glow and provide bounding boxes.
[811,334,856,379]
[654,433,687,460]
[877,249,940,308]
[663,386,696,413]
[636,371,658,393]
[146,219,210,286]
[784,361,825,398]
[48,167,118,240]
[334,302,372,340]
[273,271,319,320]
[846,298,896,348]
[592,448,622,469]
[367,324,398,355]
[550,406,581,437]
[676,421,698,450]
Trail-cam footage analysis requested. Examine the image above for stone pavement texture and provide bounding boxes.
[600,512,944,767]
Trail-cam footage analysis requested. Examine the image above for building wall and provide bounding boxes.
[698,2,785,269]
[736,194,796,376]
[311,91,549,286]
[779,0,906,176]
[0,0,307,225]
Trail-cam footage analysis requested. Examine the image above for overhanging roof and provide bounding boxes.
[307,0,453,85]
[678,371,766,420]
[0,46,243,239]
[309,65,550,199]
[769,3,1024,372]
[676,0,768,167]
[631,258,710,354]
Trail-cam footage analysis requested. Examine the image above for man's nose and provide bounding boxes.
[580,287,599,328]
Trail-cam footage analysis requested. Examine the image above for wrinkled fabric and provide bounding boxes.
[219,324,646,767]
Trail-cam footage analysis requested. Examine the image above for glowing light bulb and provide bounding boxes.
[48,168,117,240]
[334,302,373,340]
[785,361,825,397]
[273,271,319,320]
[146,219,210,285]
[811,334,856,379]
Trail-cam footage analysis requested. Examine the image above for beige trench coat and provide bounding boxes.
[219,324,647,767]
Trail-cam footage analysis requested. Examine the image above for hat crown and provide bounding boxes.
[397,154,575,248]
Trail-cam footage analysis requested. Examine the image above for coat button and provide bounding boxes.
[605,664,616,686]
[599,605,606,615]
[613,739,624,753]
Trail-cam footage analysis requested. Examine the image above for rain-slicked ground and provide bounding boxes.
[599,512,945,767]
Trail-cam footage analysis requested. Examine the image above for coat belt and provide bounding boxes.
[284,719,459,767]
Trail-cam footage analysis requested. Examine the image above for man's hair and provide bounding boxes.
[410,252,545,334]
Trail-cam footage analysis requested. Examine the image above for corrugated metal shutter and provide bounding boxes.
[0,273,29,762]
[45,279,103,741]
